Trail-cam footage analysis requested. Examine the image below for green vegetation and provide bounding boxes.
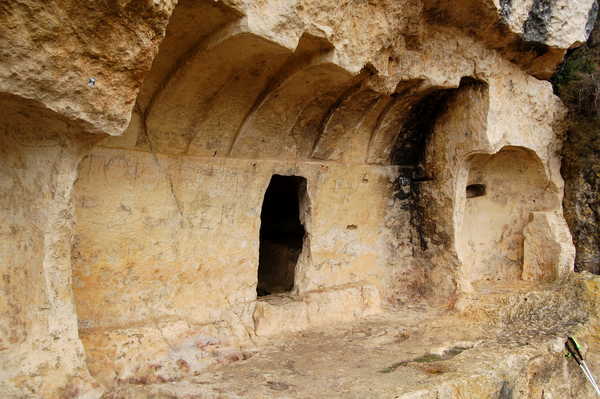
[553,52,600,118]
[553,54,596,89]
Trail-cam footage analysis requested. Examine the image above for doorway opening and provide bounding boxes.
[257,175,307,297]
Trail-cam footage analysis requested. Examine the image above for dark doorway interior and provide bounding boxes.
[257,175,307,297]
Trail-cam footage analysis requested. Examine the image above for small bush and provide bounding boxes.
[553,49,600,118]
[553,54,595,86]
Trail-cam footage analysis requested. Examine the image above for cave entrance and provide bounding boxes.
[257,175,307,297]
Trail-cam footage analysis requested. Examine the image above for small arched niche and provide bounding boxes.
[457,146,557,286]
[466,183,486,198]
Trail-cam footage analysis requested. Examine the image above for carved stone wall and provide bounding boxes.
[0,0,598,397]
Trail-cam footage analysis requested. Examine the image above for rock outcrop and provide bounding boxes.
[554,14,600,275]
[0,0,598,398]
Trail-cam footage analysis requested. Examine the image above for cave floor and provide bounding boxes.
[103,282,592,398]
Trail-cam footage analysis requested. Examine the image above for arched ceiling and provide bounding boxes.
[128,0,499,165]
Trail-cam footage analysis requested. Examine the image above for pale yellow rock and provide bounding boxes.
[0,0,176,136]
[253,284,381,337]
[0,0,597,397]
[522,211,576,281]
[0,95,103,397]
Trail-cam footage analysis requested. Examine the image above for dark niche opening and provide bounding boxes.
[466,184,486,198]
[257,175,307,297]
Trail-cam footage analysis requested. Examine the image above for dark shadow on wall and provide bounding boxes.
[257,175,307,297]
[391,77,485,252]
[390,85,458,251]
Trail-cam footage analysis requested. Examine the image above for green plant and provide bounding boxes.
[553,53,595,88]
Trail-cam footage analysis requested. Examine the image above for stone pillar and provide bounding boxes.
[522,211,576,281]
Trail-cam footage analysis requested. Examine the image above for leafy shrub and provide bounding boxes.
[553,48,600,118]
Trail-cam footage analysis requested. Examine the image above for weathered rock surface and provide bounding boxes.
[424,0,599,78]
[0,0,598,398]
[0,95,102,398]
[555,14,600,275]
[104,274,600,398]
[522,211,575,281]
[0,0,176,135]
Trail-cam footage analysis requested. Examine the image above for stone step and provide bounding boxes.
[253,283,382,336]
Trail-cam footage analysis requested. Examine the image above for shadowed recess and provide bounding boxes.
[457,147,557,284]
[258,175,307,297]
[466,184,486,198]
[391,87,456,167]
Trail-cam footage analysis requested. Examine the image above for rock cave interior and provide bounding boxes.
[1,0,599,397]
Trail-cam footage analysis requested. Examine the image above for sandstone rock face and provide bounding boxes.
[522,211,575,281]
[424,0,599,78]
[0,0,598,398]
[556,14,600,275]
[0,95,102,398]
[0,0,176,135]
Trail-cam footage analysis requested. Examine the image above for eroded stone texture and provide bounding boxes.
[0,0,176,135]
[101,274,600,399]
[460,149,558,284]
[522,211,575,281]
[424,0,598,78]
[0,94,102,397]
[556,14,600,274]
[0,0,598,398]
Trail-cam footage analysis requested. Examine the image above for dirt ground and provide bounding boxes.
[102,280,599,398]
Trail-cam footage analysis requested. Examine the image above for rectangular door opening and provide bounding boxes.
[257,175,307,297]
